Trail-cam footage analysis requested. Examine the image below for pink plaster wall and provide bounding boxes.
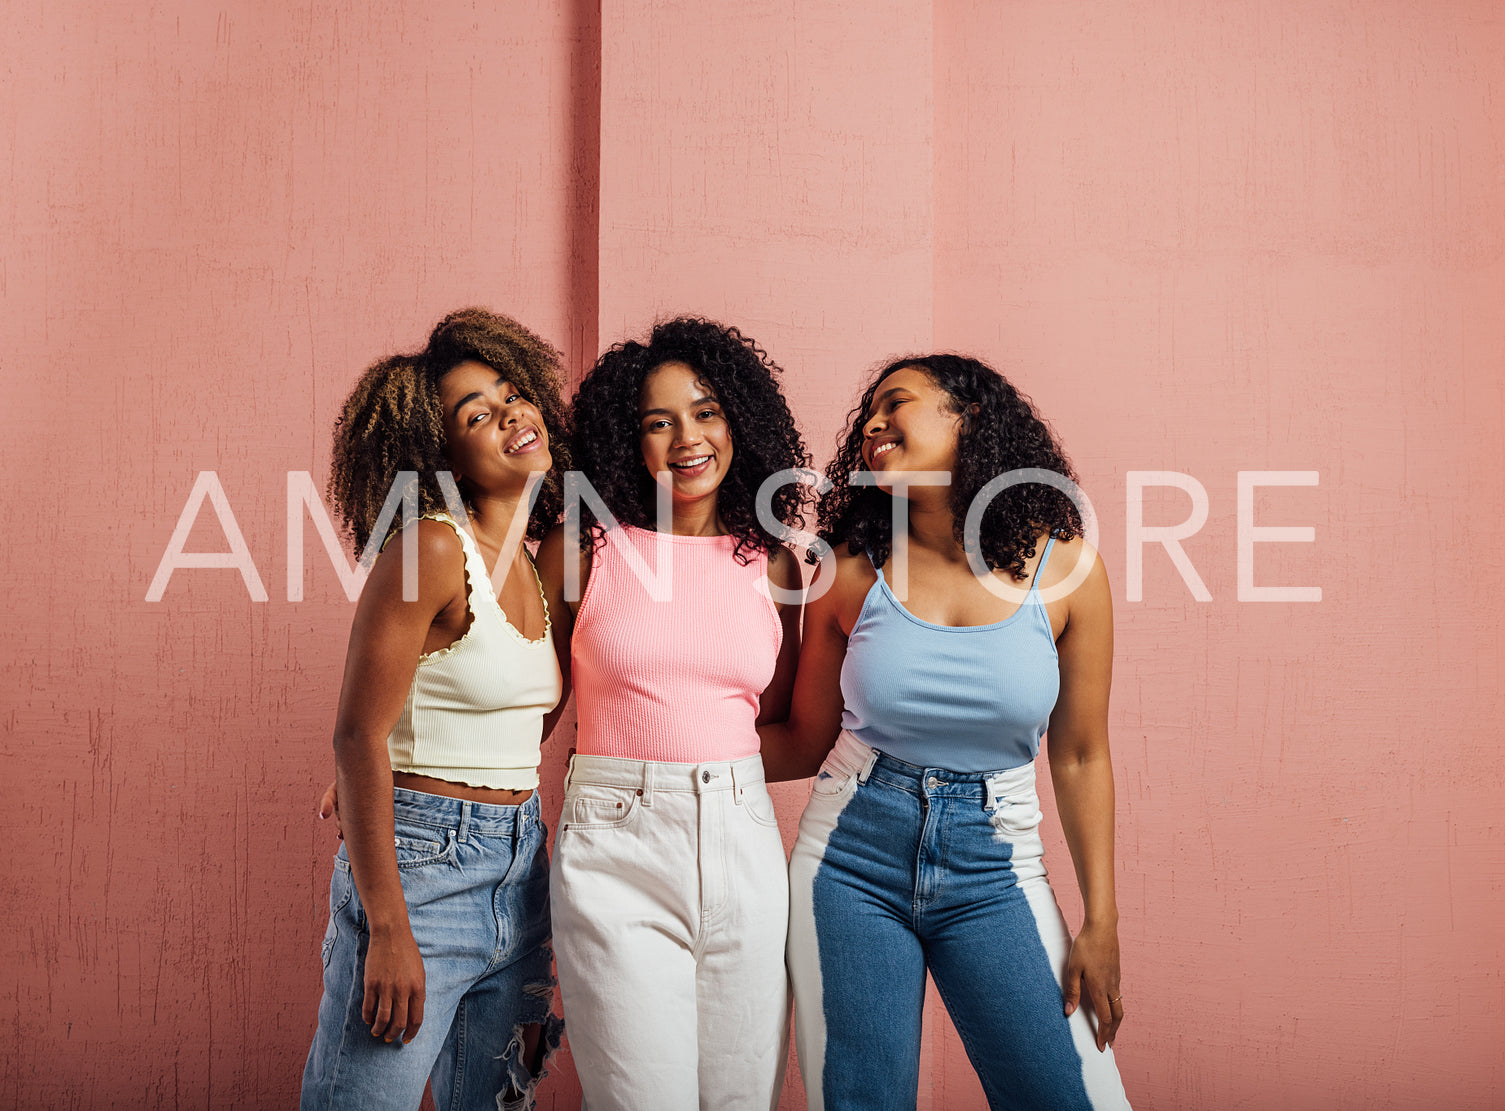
[597,0,935,455]
[932,3,1505,1107]
[2,1,1501,1108]
[0,1,598,1106]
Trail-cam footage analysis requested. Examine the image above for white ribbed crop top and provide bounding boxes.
[384,514,562,790]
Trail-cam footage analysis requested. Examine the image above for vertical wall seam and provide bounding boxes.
[568,0,602,382]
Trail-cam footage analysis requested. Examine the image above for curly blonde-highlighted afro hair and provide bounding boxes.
[328,308,572,554]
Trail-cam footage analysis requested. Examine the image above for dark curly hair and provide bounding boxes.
[814,354,1083,578]
[328,308,572,554]
[570,317,810,562]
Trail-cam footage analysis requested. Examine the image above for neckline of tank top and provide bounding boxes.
[616,523,742,546]
[868,538,1056,634]
[870,573,1048,634]
[441,515,553,649]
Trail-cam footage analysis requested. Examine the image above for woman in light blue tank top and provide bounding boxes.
[761,354,1133,1110]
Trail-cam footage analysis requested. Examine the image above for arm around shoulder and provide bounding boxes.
[757,548,867,781]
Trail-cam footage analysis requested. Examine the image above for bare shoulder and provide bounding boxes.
[536,524,591,577]
[814,546,877,632]
[766,543,803,590]
[1036,534,1112,634]
[363,517,466,610]
[534,524,567,569]
[379,517,465,575]
[1037,534,1108,591]
[534,524,593,619]
[830,545,877,588]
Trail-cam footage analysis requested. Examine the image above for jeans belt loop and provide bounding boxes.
[457,800,472,844]
[730,761,744,804]
[982,771,1002,812]
[857,745,879,785]
[641,763,654,807]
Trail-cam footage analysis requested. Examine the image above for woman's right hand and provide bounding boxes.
[363,925,426,1044]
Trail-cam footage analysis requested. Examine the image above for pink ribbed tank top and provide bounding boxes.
[571,524,783,762]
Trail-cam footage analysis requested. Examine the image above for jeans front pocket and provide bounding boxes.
[563,784,641,831]
[983,792,1043,840]
[809,762,856,800]
[740,783,781,828]
[392,822,455,868]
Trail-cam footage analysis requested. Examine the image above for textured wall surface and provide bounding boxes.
[2,1,1501,1108]
[932,3,1505,1107]
[0,1,599,1106]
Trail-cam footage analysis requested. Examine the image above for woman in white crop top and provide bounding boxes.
[301,309,570,1111]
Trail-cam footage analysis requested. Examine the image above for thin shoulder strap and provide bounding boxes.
[1026,535,1058,596]
[431,512,489,574]
[522,546,555,634]
[432,512,493,597]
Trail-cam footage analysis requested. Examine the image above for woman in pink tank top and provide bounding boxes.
[535,317,810,1111]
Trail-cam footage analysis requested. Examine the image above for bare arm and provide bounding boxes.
[330,520,467,1045]
[1044,542,1123,1050]
[535,526,590,743]
[757,552,865,782]
[755,545,804,729]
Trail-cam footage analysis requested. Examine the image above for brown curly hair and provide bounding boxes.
[327,308,573,554]
[569,317,811,562]
[815,353,1082,577]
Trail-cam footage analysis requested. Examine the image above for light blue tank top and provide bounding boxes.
[839,537,1060,772]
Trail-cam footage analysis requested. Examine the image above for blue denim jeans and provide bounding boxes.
[787,732,1131,1111]
[301,789,563,1111]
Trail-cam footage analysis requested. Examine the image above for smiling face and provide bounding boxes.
[860,364,966,487]
[637,360,734,511]
[437,359,552,495]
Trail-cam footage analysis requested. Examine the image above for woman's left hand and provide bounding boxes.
[1061,919,1123,1051]
[317,779,344,839]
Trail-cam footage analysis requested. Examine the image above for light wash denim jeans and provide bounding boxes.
[550,752,790,1111]
[301,788,563,1111]
[788,732,1131,1111]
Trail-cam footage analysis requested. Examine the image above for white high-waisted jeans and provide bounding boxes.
[550,752,790,1111]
